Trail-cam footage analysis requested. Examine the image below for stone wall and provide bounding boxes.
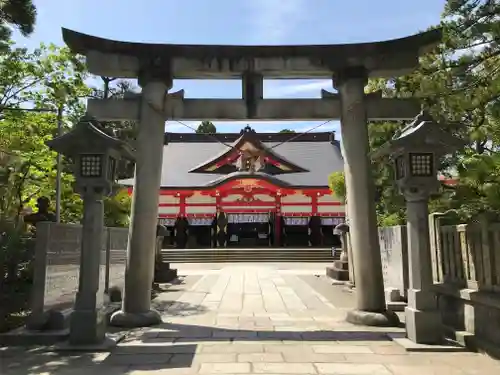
[343,226,408,295]
[378,226,408,301]
[29,222,128,329]
[344,221,500,352]
[432,222,500,353]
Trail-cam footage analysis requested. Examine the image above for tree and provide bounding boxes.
[0,43,91,223]
[0,0,37,50]
[0,43,89,118]
[196,120,216,134]
[104,189,131,227]
[328,172,346,203]
[92,77,140,144]
[0,42,133,226]
[279,129,296,133]
[346,1,500,224]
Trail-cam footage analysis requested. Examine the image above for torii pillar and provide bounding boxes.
[110,71,171,327]
[335,67,399,326]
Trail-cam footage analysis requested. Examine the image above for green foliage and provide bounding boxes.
[0,44,90,118]
[90,77,139,144]
[0,0,36,52]
[378,213,406,227]
[104,189,132,227]
[196,120,217,134]
[0,219,35,332]
[279,129,296,133]
[367,121,407,225]
[0,111,62,219]
[327,172,346,203]
[336,1,500,225]
[0,44,136,226]
[0,43,91,223]
[0,41,139,330]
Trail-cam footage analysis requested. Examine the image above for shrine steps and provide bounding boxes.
[161,247,338,263]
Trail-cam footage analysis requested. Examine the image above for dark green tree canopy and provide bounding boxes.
[196,120,217,134]
[279,129,296,133]
[0,0,37,50]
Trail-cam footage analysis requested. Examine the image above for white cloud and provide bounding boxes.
[248,0,305,44]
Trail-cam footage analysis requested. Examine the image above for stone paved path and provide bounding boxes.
[2,264,500,374]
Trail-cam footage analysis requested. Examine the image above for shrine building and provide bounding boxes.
[123,126,345,248]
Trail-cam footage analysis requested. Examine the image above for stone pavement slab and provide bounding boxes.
[2,264,499,375]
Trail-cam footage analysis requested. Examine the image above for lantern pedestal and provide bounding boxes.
[327,226,350,281]
[153,226,178,283]
[154,262,178,283]
[405,290,442,344]
[404,194,443,344]
[69,194,107,346]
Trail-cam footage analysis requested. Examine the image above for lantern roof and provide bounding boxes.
[372,111,466,159]
[46,115,135,160]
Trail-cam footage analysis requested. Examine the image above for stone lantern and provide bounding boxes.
[154,224,178,283]
[46,115,135,346]
[327,223,350,282]
[373,111,465,345]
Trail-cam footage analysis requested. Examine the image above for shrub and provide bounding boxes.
[0,219,35,332]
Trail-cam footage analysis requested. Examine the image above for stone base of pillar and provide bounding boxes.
[69,309,106,345]
[109,309,162,328]
[326,261,349,281]
[27,310,67,331]
[154,263,178,283]
[346,309,400,327]
[56,333,123,352]
[405,307,443,344]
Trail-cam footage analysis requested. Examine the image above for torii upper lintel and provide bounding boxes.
[61,28,441,80]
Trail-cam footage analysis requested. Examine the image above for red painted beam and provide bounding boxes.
[158,211,345,219]
[159,201,342,207]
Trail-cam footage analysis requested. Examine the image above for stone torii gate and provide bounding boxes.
[62,28,441,327]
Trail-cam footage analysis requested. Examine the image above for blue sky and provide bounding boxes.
[13,0,445,134]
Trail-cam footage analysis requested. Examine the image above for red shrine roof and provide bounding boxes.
[189,126,308,175]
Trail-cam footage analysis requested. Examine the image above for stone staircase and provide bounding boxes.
[161,248,339,263]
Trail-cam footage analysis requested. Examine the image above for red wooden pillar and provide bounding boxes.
[310,192,323,246]
[311,193,319,216]
[275,192,282,246]
[215,191,221,213]
[178,193,187,217]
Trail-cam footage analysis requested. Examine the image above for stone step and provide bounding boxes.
[160,248,339,263]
